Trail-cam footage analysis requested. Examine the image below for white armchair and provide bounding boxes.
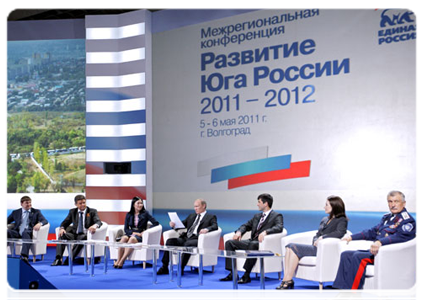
[223,228,287,279]
[55,222,108,260]
[339,238,416,289]
[163,227,222,272]
[281,230,351,289]
[109,224,162,268]
[7,223,51,262]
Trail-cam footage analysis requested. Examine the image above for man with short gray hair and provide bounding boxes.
[331,190,416,289]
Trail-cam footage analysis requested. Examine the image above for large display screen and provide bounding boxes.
[7,20,86,193]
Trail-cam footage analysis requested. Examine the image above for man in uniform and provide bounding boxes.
[331,190,416,289]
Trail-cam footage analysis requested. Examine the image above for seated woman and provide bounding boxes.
[114,196,160,268]
[276,195,348,289]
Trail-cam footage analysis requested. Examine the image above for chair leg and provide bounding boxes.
[212,266,215,273]
[319,283,323,290]
[278,272,281,280]
[33,256,36,263]
[41,255,44,261]
[143,262,146,269]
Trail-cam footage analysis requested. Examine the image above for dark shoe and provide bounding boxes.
[326,291,349,300]
[95,257,101,264]
[20,256,29,265]
[51,258,62,266]
[220,273,238,281]
[238,275,251,284]
[157,266,169,275]
[276,279,294,290]
[345,293,363,300]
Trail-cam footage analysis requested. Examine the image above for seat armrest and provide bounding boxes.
[259,231,285,253]
[142,225,162,245]
[315,238,341,263]
[87,222,108,240]
[109,225,124,243]
[223,232,235,245]
[198,227,222,249]
[163,229,180,244]
[33,223,50,240]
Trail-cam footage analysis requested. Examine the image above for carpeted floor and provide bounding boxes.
[12,247,420,300]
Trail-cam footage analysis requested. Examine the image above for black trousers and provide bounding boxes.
[8,228,32,257]
[162,236,198,270]
[56,232,87,259]
[224,239,259,274]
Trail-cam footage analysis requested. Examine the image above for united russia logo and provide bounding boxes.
[377,9,416,45]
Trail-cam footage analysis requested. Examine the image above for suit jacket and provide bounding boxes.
[237,210,284,240]
[124,210,159,236]
[60,207,102,234]
[180,212,218,238]
[7,207,48,233]
[312,216,348,244]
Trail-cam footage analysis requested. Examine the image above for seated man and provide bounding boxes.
[157,198,218,275]
[332,190,416,289]
[7,195,48,264]
[51,194,102,266]
[220,193,284,284]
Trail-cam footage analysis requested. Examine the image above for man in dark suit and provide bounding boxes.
[157,198,218,275]
[220,193,284,284]
[7,195,48,264]
[51,194,102,266]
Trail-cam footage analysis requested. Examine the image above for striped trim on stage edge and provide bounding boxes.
[85,10,152,224]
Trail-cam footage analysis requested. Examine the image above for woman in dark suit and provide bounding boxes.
[276,195,348,289]
[114,196,159,268]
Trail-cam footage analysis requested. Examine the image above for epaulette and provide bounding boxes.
[401,211,410,220]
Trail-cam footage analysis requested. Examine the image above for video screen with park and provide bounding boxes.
[7,39,86,193]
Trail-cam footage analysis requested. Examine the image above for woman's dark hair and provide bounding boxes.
[327,195,347,219]
[129,196,145,214]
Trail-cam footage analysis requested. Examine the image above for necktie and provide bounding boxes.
[257,213,266,230]
[19,210,29,236]
[253,213,266,239]
[187,214,200,238]
[77,211,84,234]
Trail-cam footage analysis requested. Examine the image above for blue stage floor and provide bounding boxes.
[17,247,420,300]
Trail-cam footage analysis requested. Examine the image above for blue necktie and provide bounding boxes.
[77,211,84,234]
[19,210,29,236]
